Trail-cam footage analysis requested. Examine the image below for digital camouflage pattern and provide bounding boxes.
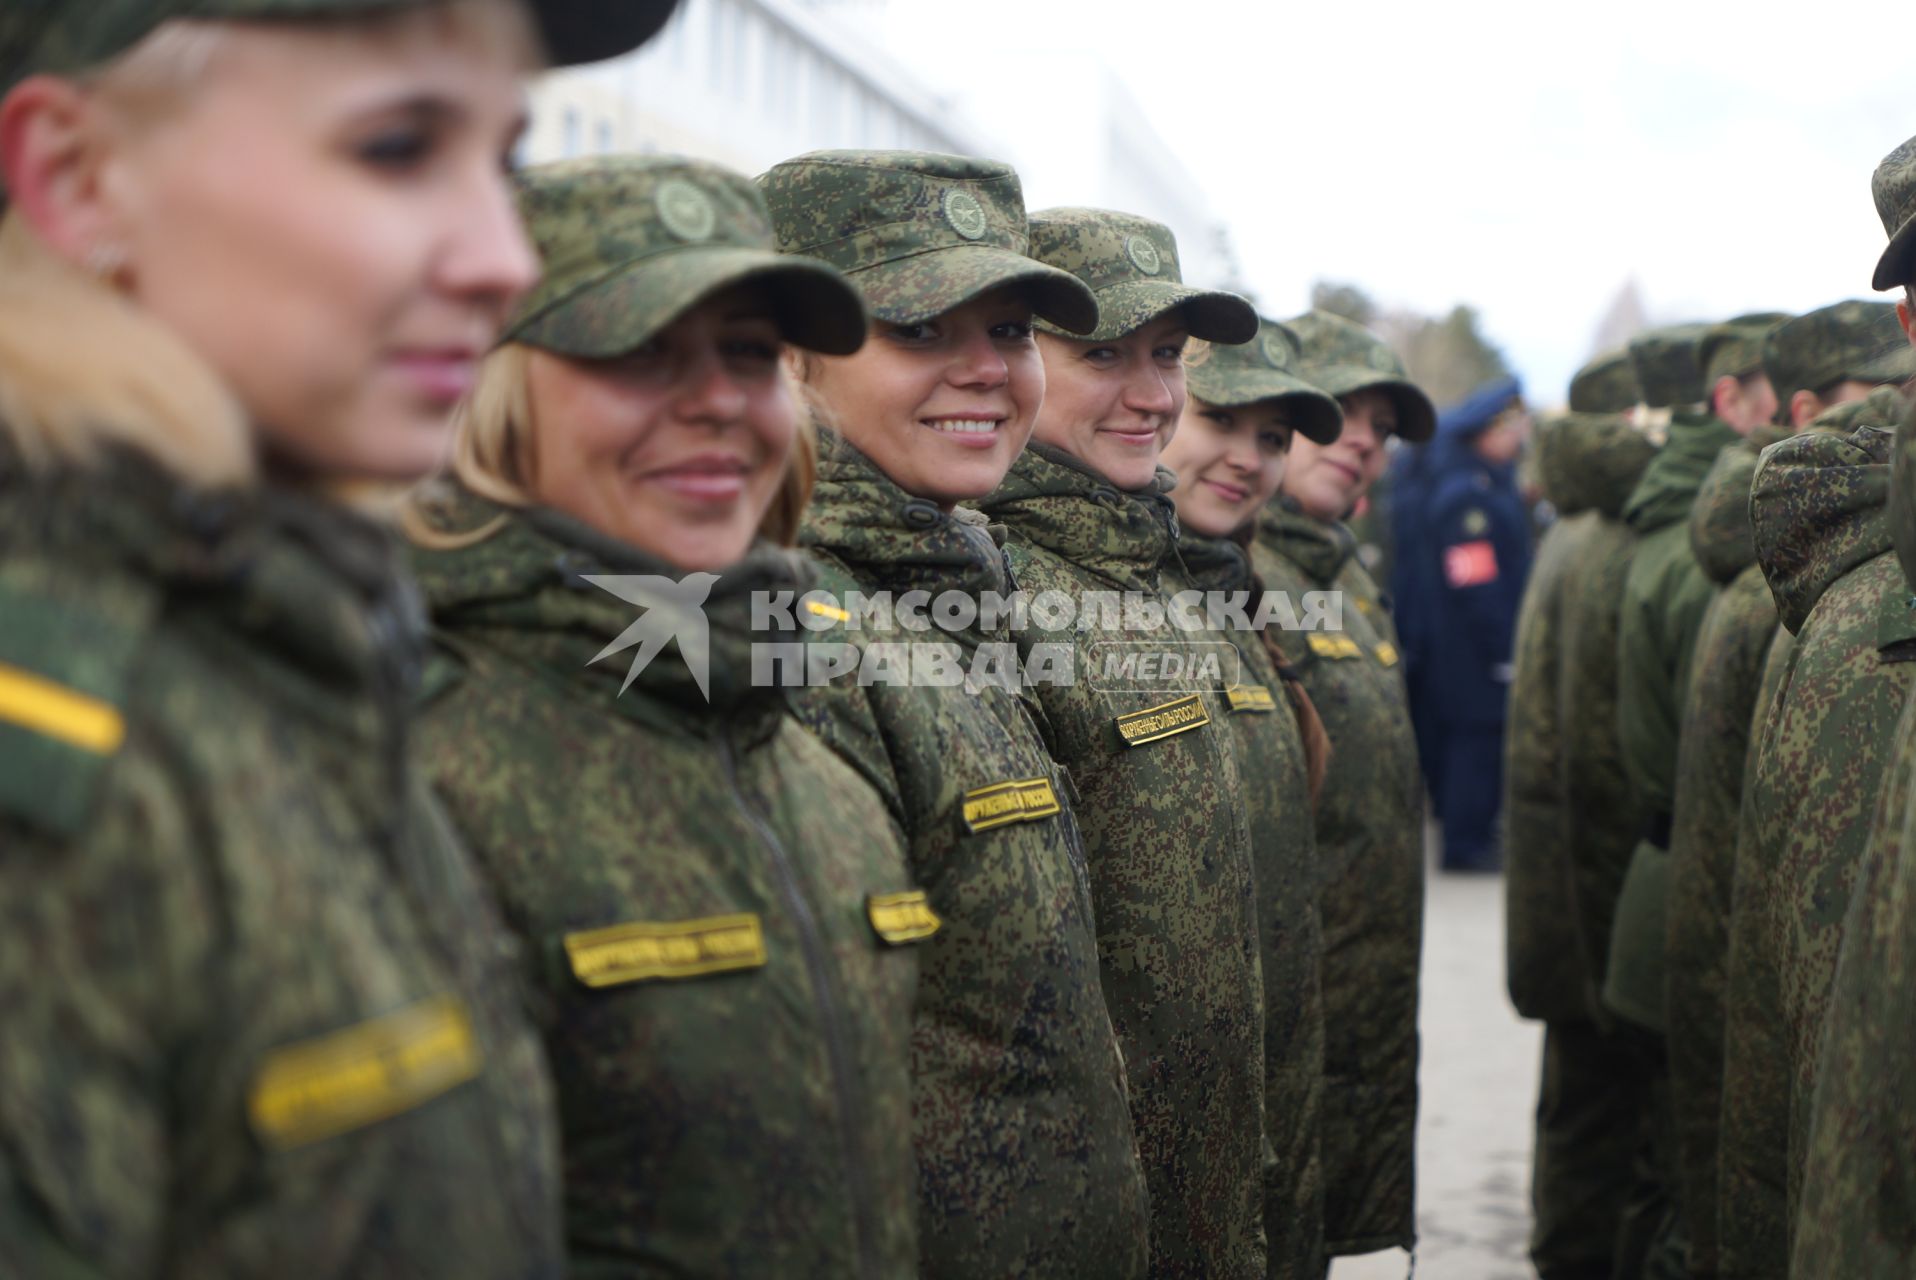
[1872,131,1916,290]
[1185,313,1343,445]
[1568,349,1640,415]
[787,434,1150,1280]
[1662,426,1785,1279]
[1284,309,1437,442]
[1505,415,1601,1025]
[1718,405,1915,1280]
[408,485,921,1280]
[1760,302,1916,415]
[1553,419,1658,1015]
[504,155,866,358]
[1026,207,1257,345]
[1791,394,1916,1277]
[1697,313,1791,386]
[0,450,562,1279]
[1627,323,1712,409]
[758,150,1097,332]
[0,0,679,98]
[1171,532,1324,1280]
[1252,502,1424,1259]
[1608,407,1739,1031]
[979,443,1267,1278]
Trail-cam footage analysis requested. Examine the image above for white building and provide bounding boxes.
[522,0,1241,293]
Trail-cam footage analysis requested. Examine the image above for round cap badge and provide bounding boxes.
[943,190,988,241]
[1261,333,1291,370]
[657,179,717,243]
[1125,234,1163,276]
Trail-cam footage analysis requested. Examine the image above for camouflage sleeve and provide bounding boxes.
[0,746,217,1278]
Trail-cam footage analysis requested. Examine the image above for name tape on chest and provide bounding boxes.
[1374,641,1401,667]
[960,776,1062,833]
[1443,540,1500,588]
[1114,693,1211,746]
[565,913,767,988]
[0,661,125,754]
[248,996,481,1150]
[867,891,942,944]
[1225,684,1277,713]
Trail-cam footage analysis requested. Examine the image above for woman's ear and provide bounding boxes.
[0,77,121,268]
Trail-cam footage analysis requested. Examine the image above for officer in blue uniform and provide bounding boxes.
[1404,375,1534,871]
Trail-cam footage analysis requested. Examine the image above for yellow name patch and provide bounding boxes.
[961,777,1062,833]
[1225,684,1277,713]
[1307,634,1364,660]
[248,996,481,1151]
[805,599,851,623]
[1114,693,1211,746]
[867,891,942,944]
[0,661,125,755]
[1374,642,1400,667]
[565,913,766,988]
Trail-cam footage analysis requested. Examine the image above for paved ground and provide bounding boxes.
[1330,864,1543,1280]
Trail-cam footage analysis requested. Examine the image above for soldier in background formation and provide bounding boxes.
[1501,131,1916,1280]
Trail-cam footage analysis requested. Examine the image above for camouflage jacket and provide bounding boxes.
[1503,413,1649,1025]
[1608,409,1739,1030]
[1792,392,1916,1279]
[789,436,1149,1280]
[979,443,1267,1279]
[0,451,562,1280]
[1554,424,1659,1014]
[1251,504,1424,1258]
[1719,406,1915,1280]
[1171,532,1324,1280]
[1664,428,1786,1278]
[409,487,921,1280]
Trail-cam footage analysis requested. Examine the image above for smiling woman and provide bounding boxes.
[0,2,675,1277]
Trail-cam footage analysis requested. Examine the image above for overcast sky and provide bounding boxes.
[873,0,1912,406]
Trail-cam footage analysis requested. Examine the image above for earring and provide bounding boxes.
[84,242,127,278]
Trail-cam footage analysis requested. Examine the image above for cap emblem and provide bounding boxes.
[1125,234,1163,276]
[943,190,988,241]
[657,180,717,243]
[1261,334,1290,369]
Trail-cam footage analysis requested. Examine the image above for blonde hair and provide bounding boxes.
[406,342,817,550]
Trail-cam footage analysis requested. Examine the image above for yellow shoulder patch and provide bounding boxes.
[248,996,480,1150]
[1114,693,1211,746]
[0,661,125,755]
[1307,634,1364,661]
[1225,684,1277,714]
[564,913,766,988]
[867,891,941,944]
[1374,641,1401,667]
[961,776,1061,833]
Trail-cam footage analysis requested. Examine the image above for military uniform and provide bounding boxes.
[1257,311,1434,1264]
[1718,394,1914,1280]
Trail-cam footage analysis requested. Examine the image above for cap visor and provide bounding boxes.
[1875,217,1916,291]
[855,245,1099,334]
[531,0,681,68]
[512,246,869,358]
[1189,371,1345,445]
[1071,279,1258,344]
[1306,363,1437,442]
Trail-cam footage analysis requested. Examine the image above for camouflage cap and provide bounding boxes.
[1697,311,1791,386]
[1185,317,1342,444]
[1626,322,1712,409]
[0,0,678,100]
[1282,309,1436,442]
[1761,300,1916,409]
[757,150,1097,334]
[1567,349,1640,414]
[502,155,866,358]
[1871,134,1916,291]
[1025,207,1257,345]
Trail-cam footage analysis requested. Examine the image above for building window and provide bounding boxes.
[561,106,580,158]
[596,119,614,154]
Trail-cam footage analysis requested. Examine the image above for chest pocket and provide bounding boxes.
[563,914,767,988]
[248,996,482,1150]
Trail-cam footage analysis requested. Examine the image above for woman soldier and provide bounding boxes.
[1164,317,1344,1280]
[405,155,924,1279]
[758,150,1150,1278]
[976,207,1266,1278]
[1251,309,1434,1266]
[0,2,672,1275]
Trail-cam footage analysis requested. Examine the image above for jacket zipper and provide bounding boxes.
[719,735,882,1280]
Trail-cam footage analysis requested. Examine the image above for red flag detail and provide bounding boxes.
[1443,540,1499,588]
